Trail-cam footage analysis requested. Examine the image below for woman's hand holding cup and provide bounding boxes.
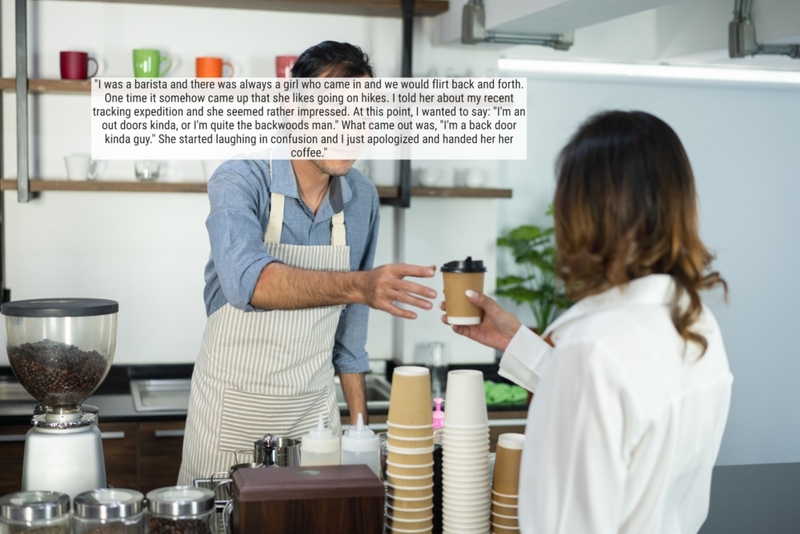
[441,290,521,352]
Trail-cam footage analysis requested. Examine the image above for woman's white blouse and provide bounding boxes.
[499,274,733,534]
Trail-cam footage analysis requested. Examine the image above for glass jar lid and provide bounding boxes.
[146,486,214,517]
[0,491,69,522]
[74,488,144,520]
[1,298,119,317]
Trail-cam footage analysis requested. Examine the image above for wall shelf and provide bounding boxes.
[42,0,449,17]
[0,78,91,93]
[0,180,512,198]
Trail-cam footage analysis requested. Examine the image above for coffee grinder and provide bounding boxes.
[1,298,118,499]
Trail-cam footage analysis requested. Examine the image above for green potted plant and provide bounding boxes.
[496,208,572,334]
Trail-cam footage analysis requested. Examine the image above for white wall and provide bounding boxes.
[498,65,800,466]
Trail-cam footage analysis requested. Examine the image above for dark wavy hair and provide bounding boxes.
[292,41,374,78]
[554,110,726,356]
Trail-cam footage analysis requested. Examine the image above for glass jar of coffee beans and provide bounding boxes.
[71,488,145,533]
[145,486,215,534]
[0,491,70,533]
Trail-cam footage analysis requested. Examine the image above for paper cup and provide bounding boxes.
[388,500,434,513]
[491,512,519,528]
[387,460,435,476]
[387,472,434,488]
[387,515,433,530]
[388,433,435,449]
[388,366,433,426]
[388,504,434,521]
[442,271,485,325]
[388,424,435,439]
[491,523,521,533]
[387,448,434,467]
[389,527,433,534]
[491,501,518,517]
[387,493,434,506]
[444,370,488,427]
[492,436,524,495]
[388,483,435,499]
[491,490,518,506]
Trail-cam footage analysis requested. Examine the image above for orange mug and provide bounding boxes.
[196,57,234,78]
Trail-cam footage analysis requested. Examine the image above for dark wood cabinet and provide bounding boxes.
[0,425,29,495]
[100,422,139,490]
[139,420,185,493]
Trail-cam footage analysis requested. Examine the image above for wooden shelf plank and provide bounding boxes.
[1,181,511,198]
[0,78,91,93]
[0,179,207,193]
[42,0,448,17]
[411,187,513,198]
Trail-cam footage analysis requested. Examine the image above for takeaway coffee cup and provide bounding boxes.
[441,257,487,325]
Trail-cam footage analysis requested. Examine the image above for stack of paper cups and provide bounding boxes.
[490,433,525,533]
[386,366,435,533]
[442,370,491,533]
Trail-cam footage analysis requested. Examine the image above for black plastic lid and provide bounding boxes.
[1,298,119,318]
[440,256,487,273]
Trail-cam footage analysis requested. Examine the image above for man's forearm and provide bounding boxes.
[251,262,366,310]
[339,372,368,426]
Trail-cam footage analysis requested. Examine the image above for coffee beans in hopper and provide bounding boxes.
[7,339,107,408]
[147,516,212,534]
[4,525,69,534]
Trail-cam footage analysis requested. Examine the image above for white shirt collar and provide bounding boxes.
[544,274,676,340]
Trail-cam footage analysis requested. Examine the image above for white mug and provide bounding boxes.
[419,168,441,187]
[65,155,102,181]
[465,169,485,188]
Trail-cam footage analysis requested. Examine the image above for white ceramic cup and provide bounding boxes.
[465,169,485,188]
[418,168,441,187]
[65,154,101,181]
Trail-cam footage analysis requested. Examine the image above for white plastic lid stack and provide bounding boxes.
[342,413,379,452]
[302,414,340,453]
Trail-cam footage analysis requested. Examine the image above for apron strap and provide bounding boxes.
[266,152,347,247]
[265,192,285,244]
[331,210,346,247]
[264,191,347,246]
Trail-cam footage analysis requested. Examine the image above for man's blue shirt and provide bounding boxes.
[203,158,380,374]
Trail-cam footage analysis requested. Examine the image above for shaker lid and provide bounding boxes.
[74,488,144,520]
[440,257,486,273]
[146,486,215,517]
[0,491,69,522]
[1,298,119,318]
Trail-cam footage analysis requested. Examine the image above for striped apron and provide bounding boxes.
[178,168,349,485]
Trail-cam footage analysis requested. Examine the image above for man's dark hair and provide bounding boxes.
[292,41,374,78]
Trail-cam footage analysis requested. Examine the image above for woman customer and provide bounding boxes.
[447,110,732,534]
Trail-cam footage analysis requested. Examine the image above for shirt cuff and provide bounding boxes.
[333,352,370,374]
[498,326,553,393]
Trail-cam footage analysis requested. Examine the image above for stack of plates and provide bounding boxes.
[490,433,525,533]
[386,366,434,534]
[442,370,491,533]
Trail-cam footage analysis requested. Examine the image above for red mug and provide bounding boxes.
[275,55,298,78]
[60,51,98,80]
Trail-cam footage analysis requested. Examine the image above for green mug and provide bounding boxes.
[133,49,172,78]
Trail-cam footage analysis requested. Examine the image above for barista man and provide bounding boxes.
[178,41,436,484]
